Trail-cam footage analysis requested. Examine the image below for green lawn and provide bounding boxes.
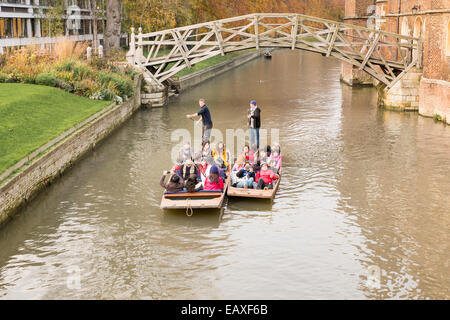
[0,84,111,174]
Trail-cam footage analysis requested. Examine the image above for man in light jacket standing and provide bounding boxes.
[248,100,261,149]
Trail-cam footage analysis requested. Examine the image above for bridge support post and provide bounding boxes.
[126,27,136,65]
[378,67,422,111]
[340,63,375,87]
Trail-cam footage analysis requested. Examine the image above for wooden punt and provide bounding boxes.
[160,174,231,210]
[227,173,281,200]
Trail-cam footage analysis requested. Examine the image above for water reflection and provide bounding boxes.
[0,50,449,299]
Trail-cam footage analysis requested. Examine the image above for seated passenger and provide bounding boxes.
[232,155,245,172]
[212,141,231,170]
[204,165,224,191]
[259,148,268,164]
[185,174,200,193]
[255,162,279,190]
[197,157,211,184]
[178,142,195,165]
[235,163,256,189]
[264,145,272,158]
[249,144,258,165]
[194,140,212,163]
[177,157,200,182]
[160,170,184,193]
[268,159,279,174]
[241,145,251,162]
[268,143,282,171]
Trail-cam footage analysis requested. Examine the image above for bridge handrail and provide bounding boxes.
[137,13,420,42]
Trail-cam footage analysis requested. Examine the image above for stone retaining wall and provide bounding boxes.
[419,77,450,125]
[0,75,143,227]
[380,67,422,111]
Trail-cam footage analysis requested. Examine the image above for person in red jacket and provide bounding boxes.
[256,162,278,190]
[203,165,224,191]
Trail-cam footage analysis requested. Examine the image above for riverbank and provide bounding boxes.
[0,84,110,175]
[0,74,143,227]
[175,49,265,92]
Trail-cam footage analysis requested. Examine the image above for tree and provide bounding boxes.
[91,0,99,53]
[104,0,123,55]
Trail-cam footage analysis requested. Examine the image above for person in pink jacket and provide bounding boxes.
[203,165,224,191]
[268,143,282,172]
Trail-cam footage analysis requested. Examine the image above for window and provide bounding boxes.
[413,17,423,38]
[401,17,410,43]
[0,18,26,38]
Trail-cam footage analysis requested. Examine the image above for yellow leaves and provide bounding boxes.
[121,0,344,33]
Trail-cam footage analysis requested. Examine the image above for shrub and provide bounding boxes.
[72,63,92,80]
[89,56,108,70]
[56,60,75,72]
[36,73,56,87]
[56,78,73,92]
[77,79,98,98]
[100,88,117,101]
[97,71,133,99]
[433,114,443,122]
[0,72,8,83]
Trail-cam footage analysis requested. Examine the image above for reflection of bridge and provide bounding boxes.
[126,13,422,88]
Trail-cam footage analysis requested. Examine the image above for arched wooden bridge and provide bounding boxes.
[126,13,422,89]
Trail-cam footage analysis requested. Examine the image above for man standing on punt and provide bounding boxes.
[248,100,261,149]
[186,98,213,143]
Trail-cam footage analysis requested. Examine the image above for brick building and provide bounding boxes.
[342,0,450,123]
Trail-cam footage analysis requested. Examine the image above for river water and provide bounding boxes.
[0,50,449,300]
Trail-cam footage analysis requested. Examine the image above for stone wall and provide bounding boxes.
[343,0,450,120]
[419,77,450,124]
[380,67,422,111]
[0,75,143,227]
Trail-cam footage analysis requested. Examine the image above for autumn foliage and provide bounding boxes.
[122,0,345,33]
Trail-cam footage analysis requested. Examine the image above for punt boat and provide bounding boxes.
[160,170,231,213]
[227,169,281,200]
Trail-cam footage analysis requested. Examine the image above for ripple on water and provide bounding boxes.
[0,50,449,299]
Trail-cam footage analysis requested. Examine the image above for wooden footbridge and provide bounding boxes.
[126,13,422,88]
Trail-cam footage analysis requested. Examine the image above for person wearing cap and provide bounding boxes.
[186,98,213,143]
[248,100,261,149]
[204,165,224,191]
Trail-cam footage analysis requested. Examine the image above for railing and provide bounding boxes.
[127,13,422,88]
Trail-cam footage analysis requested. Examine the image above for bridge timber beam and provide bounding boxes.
[127,13,421,88]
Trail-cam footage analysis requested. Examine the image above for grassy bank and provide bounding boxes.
[0,83,110,174]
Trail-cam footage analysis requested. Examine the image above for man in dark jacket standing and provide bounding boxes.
[248,100,261,149]
[186,98,213,143]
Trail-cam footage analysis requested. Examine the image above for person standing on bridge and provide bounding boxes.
[248,100,261,149]
[186,98,213,143]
